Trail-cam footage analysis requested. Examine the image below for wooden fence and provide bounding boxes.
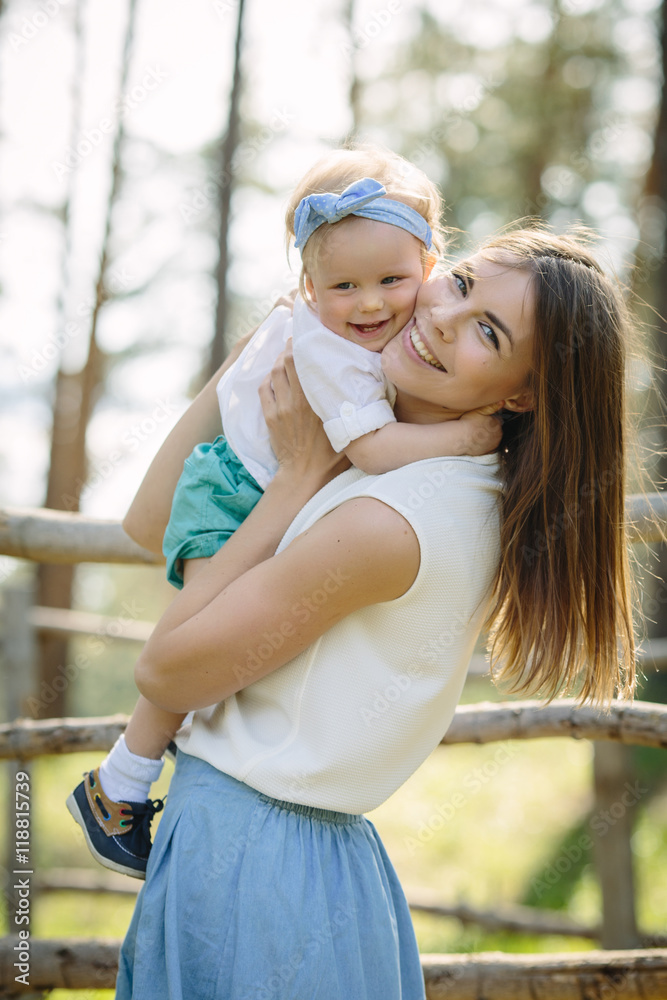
[1,498,667,998]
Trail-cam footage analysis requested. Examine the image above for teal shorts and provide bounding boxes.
[162,436,264,589]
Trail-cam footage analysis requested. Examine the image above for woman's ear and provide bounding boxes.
[422,252,438,282]
[503,389,535,413]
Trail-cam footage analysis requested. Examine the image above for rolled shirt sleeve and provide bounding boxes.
[291,296,397,453]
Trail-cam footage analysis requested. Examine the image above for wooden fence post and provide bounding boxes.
[592,742,642,948]
[1,585,36,942]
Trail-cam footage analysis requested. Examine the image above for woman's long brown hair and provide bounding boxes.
[480,228,636,705]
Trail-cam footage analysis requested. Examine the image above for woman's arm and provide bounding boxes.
[122,333,251,554]
[136,498,420,713]
[134,351,420,713]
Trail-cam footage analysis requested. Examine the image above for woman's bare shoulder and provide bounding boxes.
[291,496,421,603]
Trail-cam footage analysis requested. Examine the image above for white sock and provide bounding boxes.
[98,734,164,804]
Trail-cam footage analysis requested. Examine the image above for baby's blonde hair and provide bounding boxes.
[285,144,446,298]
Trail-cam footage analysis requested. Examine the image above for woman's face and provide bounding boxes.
[381,255,536,419]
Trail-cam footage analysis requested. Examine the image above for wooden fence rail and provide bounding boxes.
[1,938,666,999]
[0,506,161,565]
[1,700,666,760]
[2,493,667,566]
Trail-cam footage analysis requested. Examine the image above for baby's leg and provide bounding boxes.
[122,695,184,760]
[66,556,209,878]
[99,555,210,786]
[120,558,208,760]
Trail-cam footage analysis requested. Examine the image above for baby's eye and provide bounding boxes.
[381,276,400,285]
[336,282,354,290]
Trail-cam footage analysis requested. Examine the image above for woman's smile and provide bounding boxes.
[407,321,446,371]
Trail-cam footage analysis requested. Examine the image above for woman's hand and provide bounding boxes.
[260,340,350,487]
[272,289,298,313]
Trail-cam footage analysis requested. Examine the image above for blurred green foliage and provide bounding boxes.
[356,0,658,249]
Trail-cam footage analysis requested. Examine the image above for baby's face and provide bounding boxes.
[304,216,426,353]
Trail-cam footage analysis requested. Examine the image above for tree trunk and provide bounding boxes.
[342,0,361,135]
[647,0,667,641]
[34,0,88,721]
[34,0,138,718]
[209,0,247,378]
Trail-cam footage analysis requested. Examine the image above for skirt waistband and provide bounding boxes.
[257,791,364,825]
[175,749,363,826]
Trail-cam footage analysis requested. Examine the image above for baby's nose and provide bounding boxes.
[359,290,383,311]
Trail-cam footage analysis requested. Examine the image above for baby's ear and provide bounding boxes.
[477,401,505,415]
[304,273,317,303]
[422,252,438,281]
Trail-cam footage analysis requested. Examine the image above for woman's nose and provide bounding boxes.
[432,309,456,343]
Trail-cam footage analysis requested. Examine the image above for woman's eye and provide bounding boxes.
[452,272,467,296]
[481,323,499,350]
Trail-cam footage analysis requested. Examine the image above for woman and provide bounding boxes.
[115,228,635,999]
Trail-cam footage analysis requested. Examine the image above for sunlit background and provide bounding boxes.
[1,0,663,517]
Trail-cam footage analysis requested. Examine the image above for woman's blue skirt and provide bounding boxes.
[116,751,426,999]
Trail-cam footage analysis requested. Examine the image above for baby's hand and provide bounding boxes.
[457,410,503,456]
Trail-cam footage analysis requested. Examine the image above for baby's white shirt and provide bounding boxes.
[216,296,397,487]
[291,298,397,452]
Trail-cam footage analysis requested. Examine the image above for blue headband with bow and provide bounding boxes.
[293,177,433,252]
